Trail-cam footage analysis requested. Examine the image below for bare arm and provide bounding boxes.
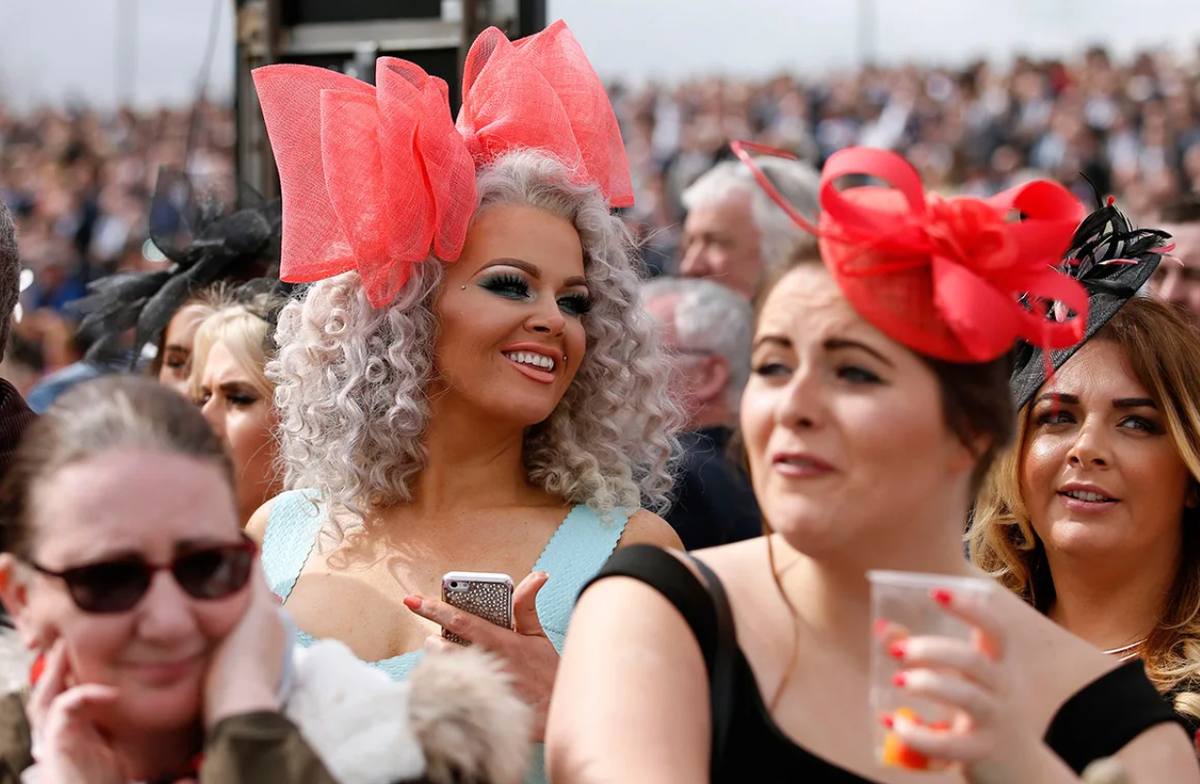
[545,575,710,784]
[1113,721,1199,783]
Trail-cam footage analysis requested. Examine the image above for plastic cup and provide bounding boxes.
[867,570,995,772]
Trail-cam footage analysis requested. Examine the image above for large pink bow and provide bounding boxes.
[253,20,633,308]
[733,142,1089,363]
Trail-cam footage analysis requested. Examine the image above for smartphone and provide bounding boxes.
[441,571,515,646]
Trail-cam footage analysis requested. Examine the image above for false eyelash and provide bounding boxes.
[560,293,593,315]
[479,273,530,295]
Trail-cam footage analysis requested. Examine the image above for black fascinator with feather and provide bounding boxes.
[1009,192,1171,410]
[75,169,283,365]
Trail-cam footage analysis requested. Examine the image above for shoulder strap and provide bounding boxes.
[582,544,737,780]
[683,554,736,781]
[262,489,327,603]
[1044,659,1187,772]
[533,505,630,651]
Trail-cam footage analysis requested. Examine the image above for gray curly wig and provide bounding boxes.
[269,150,680,525]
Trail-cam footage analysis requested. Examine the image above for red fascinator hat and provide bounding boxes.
[732,142,1090,363]
[252,21,633,308]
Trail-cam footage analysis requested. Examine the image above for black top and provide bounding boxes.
[588,545,1187,782]
[665,427,762,551]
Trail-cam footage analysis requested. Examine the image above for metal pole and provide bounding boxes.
[857,0,877,68]
[117,0,138,105]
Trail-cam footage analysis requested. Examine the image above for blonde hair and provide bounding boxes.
[970,296,1200,722]
[188,289,277,402]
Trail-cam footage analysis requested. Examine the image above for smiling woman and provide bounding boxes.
[248,22,681,784]
[971,195,1200,739]
[972,295,1200,734]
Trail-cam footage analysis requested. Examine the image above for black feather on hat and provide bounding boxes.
[74,169,282,365]
[1009,192,1171,410]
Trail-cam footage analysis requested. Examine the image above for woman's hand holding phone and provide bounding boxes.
[404,571,557,742]
[26,639,123,784]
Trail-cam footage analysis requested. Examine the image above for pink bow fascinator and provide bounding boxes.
[253,20,633,307]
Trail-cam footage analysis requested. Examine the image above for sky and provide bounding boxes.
[1,0,1199,109]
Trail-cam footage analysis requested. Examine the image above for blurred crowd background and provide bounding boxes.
[4,44,1200,390]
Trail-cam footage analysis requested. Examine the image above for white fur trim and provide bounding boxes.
[0,626,32,695]
[285,639,426,784]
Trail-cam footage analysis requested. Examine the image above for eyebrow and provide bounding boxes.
[825,338,895,368]
[1034,392,1158,410]
[752,334,791,351]
[750,334,895,367]
[483,258,587,288]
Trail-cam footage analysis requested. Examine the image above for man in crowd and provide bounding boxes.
[1153,196,1200,318]
[644,276,761,549]
[0,201,38,628]
[0,202,36,479]
[676,156,820,300]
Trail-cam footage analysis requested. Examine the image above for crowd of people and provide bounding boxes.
[0,19,1198,784]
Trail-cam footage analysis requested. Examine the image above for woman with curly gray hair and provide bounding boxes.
[248,22,681,774]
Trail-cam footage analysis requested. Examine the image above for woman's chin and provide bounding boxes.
[113,677,206,731]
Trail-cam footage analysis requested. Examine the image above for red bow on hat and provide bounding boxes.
[731,142,1089,363]
[253,21,633,308]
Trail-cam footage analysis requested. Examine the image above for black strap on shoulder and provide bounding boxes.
[583,545,738,779]
[1044,659,1188,773]
[683,553,737,779]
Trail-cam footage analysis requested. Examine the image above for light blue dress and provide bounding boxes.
[261,488,630,784]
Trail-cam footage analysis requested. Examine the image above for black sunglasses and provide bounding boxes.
[29,540,257,614]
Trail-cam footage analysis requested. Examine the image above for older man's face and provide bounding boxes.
[1152,222,1200,317]
[677,192,763,299]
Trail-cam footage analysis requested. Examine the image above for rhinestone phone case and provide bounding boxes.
[441,571,515,646]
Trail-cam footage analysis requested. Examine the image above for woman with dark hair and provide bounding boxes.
[0,376,531,784]
[547,145,1199,782]
[972,199,1200,736]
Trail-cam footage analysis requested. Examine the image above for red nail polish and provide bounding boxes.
[930,588,953,606]
[29,653,45,686]
[881,713,894,729]
[873,618,891,639]
[893,671,907,687]
[403,596,421,610]
[889,641,906,659]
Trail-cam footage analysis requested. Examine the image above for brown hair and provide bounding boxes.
[970,296,1200,722]
[0,375,234,558]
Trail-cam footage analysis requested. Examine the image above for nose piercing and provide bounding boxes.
[562,355,568,363]
[460,285,466,291]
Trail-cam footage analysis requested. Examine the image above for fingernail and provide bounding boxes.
[873,618,891,639]
[892,671,908,687]
[880,713,894,729]
[403,596,421,610]
[889,641,906,659]
[930,588,953,606]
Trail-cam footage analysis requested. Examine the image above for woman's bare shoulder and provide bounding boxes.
[616,508,683,550]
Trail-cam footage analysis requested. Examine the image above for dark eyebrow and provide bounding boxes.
[752,334,791,351]
[481,258,587,289]
[1113,397,1157,410]
[825,338,894,368]
[1035,392,1079,406]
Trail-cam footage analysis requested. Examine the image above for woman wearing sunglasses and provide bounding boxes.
[0,376,532,784]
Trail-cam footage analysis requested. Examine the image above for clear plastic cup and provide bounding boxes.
[867,570,995,772]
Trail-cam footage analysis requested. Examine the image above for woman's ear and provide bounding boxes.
[0,554,40,649]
